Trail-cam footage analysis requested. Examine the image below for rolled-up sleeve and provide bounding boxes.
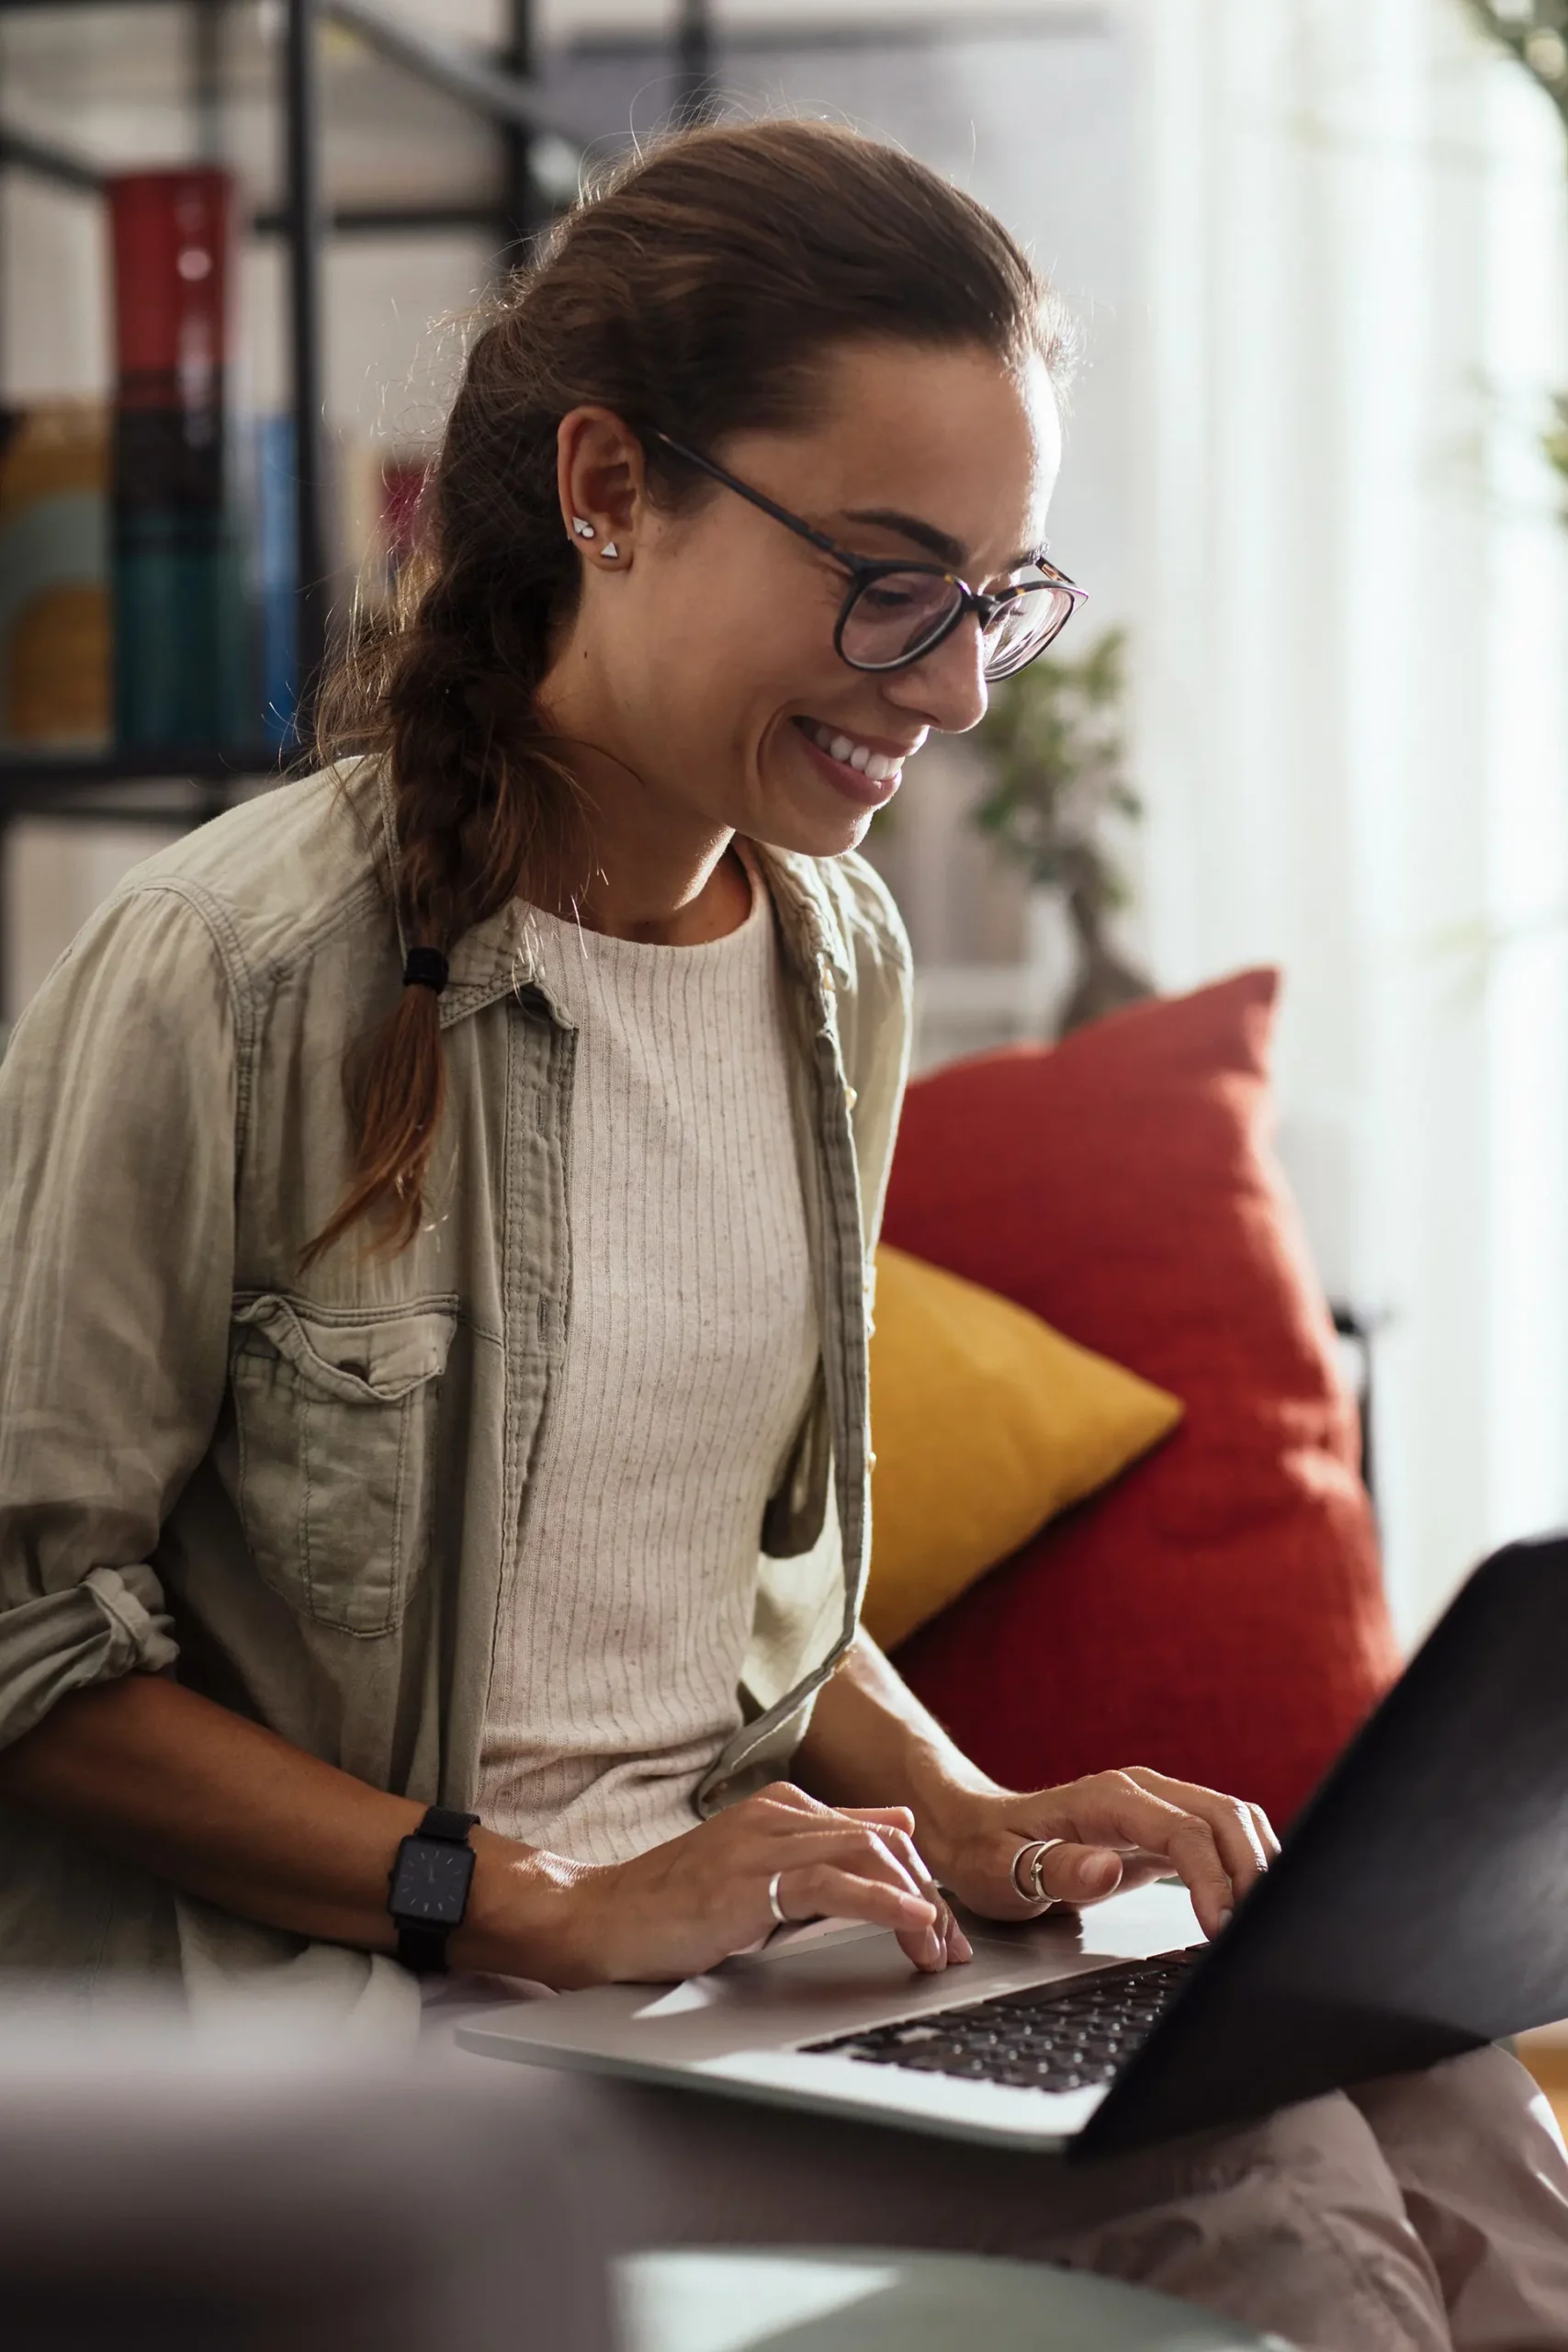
[0,881,237,1748]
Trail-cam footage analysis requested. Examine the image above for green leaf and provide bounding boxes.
[969,626,1139,898]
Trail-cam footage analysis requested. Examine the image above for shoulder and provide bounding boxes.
[98,759,389,994]
[4,764,394,1163]
[7,763,396,1123]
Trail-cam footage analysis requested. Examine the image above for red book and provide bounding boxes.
[108,169,232,412]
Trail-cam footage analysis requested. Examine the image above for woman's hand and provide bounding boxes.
[545,1782,974,1987]
[919,1768,1279,1943]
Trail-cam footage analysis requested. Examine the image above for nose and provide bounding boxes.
[882,612,990,735]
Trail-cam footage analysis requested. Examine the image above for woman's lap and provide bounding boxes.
[446,2021,1568,2351]
[1347,2049,1568,2348]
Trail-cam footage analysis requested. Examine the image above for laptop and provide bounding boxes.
[458,1534,1568,2158]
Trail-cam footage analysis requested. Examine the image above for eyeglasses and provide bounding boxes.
[649,430,1086,681]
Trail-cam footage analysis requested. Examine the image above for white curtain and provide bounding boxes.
[1129,0,1568,1639]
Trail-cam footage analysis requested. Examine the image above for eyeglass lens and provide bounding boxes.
[839,568,1077,678]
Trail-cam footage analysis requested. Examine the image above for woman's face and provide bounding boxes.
[550,337,1063,860]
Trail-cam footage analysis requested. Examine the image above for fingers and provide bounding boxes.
[756,1792,936,1906]
[1248,1800,1280,1862]
[766,1839,950,1970]
[750,1792,971,1972]
[772,1860,942,1954]
[1028,1841,1124,1909]
[1008,1770,1274,1939]
[901,1891,972,1972]
[1029,1816,1228,1937]
[868,1821,973,1969]
[1119,1769,1272,1906]
[862,1818,950,1929]
[1003,1786,1226,1928]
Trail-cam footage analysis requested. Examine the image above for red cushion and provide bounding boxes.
[883,968,1398,1828]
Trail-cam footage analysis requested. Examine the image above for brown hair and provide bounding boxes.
[306,117,1075,1264]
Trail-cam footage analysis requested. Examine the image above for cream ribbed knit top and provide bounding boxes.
[476,855,820,1864]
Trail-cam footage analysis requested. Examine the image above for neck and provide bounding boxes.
[532,674,748,948]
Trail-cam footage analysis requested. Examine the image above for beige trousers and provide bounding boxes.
[446,2025,1568,2350]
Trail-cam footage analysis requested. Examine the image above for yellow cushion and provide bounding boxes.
[862,1244,1183,1651]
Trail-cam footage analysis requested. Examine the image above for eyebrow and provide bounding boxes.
[840,505,1042,575]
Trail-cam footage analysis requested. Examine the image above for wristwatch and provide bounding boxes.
[387,1804,480,1975]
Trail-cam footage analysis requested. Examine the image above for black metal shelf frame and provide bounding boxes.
[0,0,715,1010]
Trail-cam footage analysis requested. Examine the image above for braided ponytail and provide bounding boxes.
[306,117,1074,1261]
[302,347,584,1264]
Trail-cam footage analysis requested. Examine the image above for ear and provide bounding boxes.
[556,406,646,561]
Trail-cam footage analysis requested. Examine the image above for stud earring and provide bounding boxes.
[601,541,619,560]
[570,515,596,540]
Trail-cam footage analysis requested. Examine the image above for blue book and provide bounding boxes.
[252,413,299,752]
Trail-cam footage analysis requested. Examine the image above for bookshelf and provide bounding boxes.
[0,0,709,1011]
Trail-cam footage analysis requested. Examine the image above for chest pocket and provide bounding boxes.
[230,1295,457,1637]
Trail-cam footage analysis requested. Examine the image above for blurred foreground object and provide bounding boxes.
[970,628,1152,1035]
[620,2246,1286,2351]
[0,2002,613,2351]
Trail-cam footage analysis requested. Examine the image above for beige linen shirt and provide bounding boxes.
[0,757,911,2032]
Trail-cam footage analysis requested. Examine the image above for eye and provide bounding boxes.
[859,579,926,616]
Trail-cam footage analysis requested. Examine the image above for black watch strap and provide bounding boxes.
[390,1805,480,1977]
[396,1919,456,1975]
[419,1804,481,1845]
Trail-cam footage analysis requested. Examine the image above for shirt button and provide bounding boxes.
[843,1082,858,1111]
[866,1451,878,1472]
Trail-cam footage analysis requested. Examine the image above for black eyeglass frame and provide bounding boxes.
[649,430,1087,679]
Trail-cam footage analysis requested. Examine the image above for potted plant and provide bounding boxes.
[969,624,1153,1034]
[1462,2,1568,119]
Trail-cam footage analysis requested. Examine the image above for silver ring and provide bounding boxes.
[1010,1838,1066,1905]
[767,1870,788,1928]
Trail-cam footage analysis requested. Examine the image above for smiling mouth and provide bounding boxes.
[791,716,909,785]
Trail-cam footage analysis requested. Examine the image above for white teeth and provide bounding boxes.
[803,719,902,786]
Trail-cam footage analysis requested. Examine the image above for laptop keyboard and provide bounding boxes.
[804,1948,1201,2093]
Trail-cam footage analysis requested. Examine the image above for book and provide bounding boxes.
[0,401,110,750]
[250,413,299,752]
[107,167,248,752]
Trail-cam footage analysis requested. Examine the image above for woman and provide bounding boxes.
[0,121,1562,2346]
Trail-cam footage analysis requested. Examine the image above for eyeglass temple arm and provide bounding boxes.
[653,430,1085,613]
[649,432,855,565]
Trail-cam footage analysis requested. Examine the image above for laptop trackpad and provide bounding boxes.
[730,1917,887,1965]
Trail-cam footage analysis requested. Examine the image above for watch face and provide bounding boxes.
[390,1838,474,1925]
